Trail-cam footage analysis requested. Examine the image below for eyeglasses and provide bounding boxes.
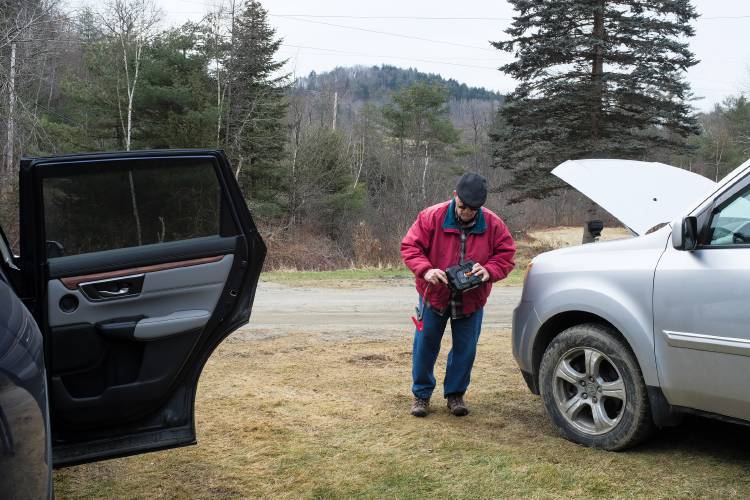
[456,201,479,212]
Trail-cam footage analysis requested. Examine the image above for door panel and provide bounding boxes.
[48,235,237,279]
[61,256,222,290]
[47,255,233,422]
[18,150,265,466]
[654,180,750,421]
[47,255,233,327]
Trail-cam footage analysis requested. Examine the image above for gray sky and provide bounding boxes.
[67,0,749,111]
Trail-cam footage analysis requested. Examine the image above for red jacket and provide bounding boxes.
[401,199,516,315]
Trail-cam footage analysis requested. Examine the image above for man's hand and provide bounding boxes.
[471,262,490,282]
[424,268,448,285]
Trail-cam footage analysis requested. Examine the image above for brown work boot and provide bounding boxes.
[410,397,430,417]
[447,394,469,416]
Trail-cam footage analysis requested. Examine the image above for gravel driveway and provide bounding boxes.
[236,281,522,340]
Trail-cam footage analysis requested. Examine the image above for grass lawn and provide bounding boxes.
[54,327,750,498]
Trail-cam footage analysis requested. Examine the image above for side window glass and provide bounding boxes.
[43,161,224,258]
[708,184,750,246]
[0,226,11,263]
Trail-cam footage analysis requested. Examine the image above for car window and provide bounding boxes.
[0,226,11,264]
[708,184,750,246]
[42,161,222,258]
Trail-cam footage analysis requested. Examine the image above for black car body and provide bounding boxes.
[0,150,265,498]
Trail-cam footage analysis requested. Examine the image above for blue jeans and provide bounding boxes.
[411,298,484,399]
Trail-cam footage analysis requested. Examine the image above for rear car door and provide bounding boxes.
[18,150,265,467]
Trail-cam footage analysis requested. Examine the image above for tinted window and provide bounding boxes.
[0,226,11,263]
[708,184,750,246]
[43,161,221,257]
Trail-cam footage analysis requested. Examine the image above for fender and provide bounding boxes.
[533,281,658,387]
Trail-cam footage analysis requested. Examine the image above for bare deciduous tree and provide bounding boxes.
[199,0,235,148]
[0,0,63,179]
[700,110,732,182]
[0,0,69,251]
[92,0,161,245]
[96,0,161,151]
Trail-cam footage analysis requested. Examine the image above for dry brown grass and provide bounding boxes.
[513,226,632,267]
[54,328,750,499]
[528,226,633,248]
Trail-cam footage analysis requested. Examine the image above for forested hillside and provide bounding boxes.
[0,0,747,270]
[292,66,502,149]
[299,65,503,103]
[0,1,506,267]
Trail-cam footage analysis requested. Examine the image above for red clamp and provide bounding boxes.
[411,316,424,332]
[411,288,428,333]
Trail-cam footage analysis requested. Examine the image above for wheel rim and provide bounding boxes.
[552,347,627,436]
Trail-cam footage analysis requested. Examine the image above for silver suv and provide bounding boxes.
[513,158,750,450]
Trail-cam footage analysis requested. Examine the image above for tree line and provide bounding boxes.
[0,0,748,268]
[0,0,498,267]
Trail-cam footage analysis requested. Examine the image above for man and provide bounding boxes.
[401,172,516,417]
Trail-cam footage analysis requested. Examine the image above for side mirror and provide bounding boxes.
[672,216,698,251]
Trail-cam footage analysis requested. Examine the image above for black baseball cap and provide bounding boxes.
[456,172,487,209]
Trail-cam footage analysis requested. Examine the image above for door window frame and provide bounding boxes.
[696,172,750,249]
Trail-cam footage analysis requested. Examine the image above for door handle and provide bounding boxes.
[99,287,131,297]
[78,273,145,301]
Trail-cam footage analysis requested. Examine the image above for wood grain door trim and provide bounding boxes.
[59,255,226,290]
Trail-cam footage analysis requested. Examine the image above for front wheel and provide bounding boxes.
[539,323,653,450]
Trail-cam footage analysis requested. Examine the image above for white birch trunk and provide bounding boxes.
[5,43,16,177]
[421,143,430,201]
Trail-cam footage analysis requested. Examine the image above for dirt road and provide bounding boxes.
[238,225,635,341]
[236,281,523,340]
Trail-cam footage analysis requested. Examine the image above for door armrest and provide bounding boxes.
[133,310,211,340]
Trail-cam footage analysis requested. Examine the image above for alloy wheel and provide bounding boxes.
[552,347,626,436]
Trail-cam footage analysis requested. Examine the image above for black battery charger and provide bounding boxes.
[445,261,483,292]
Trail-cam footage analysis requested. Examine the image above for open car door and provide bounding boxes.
[18,150,265,467]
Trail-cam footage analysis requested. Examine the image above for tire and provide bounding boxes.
[539,323,653,450]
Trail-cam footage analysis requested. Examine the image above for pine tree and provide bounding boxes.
[137,26,218,149]
[226,0,288,212]
[382,82,459,202]
[57,21,216,152]
[491,0,700,200]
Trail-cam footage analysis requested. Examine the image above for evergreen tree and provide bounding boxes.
[53,21,216,152]
[137,26,218,148]
[54,12,125,150]
[491,0,700,200]
[226,0,288,212]
[382,82,459,201]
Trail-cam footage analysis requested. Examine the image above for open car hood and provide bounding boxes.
[552,159,717,236]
